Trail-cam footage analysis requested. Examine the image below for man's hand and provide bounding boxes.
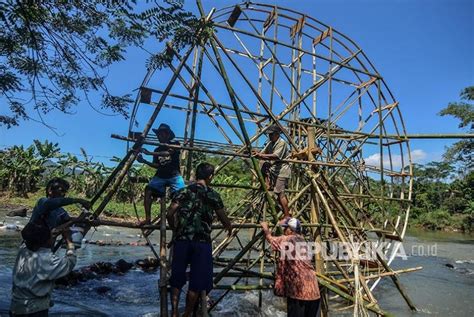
[137,154,145,163]
[62,228,72,242]
[278,217,290,225]
[251,150,262,159]
[77,199,91,210]
[62,229,75,250]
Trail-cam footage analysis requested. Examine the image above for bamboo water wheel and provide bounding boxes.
[90,2,419,315]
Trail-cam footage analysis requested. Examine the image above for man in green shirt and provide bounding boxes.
[167,162,232,317]
[253,124,291,218]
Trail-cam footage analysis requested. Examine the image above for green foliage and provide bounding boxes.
[0,0,199,127]
[0,140,61,196]
[438,86,474,171]
[416,209,453,230]
[410,161,473,231]
[0,140,254,219]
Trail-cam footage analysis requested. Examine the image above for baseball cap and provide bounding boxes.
[281,217,301,233]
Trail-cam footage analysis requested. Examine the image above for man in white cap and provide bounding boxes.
[261,218,320,317]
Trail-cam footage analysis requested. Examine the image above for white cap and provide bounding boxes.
[281,217,301,233]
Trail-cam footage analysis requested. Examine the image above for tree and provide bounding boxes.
[0,0,199,128]
[0,140,61,196]
[438,86,474,171]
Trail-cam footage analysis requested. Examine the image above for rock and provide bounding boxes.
[95,286,112,295]
[135,257,159,271]
[7,208,27,217]
[90,262,114,275]
[115,259,133,273]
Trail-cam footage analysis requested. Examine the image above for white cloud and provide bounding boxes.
[410,149,427,162]
[364,149,427,170]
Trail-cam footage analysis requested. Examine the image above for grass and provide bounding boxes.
[0,188,158,221]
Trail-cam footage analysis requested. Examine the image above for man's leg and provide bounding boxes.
[185,241,213,316]
[274,177,290,218]
[279,192,290,218]
[287,297,305,317]
[143,177,166,224]
[183,290,200,317]
[168,175,186,198]
[170,287,181,317]
[304,298,320,317]
[169,240,190,317]
[144,187,153,224]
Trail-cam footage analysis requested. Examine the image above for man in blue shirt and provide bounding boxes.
[29,178,90,230]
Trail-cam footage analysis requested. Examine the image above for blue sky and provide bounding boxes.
[1,0,472,165]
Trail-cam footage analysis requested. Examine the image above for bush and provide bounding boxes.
[417,209,453,230]
[0,141,61,196]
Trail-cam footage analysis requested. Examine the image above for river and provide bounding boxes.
[1,214,473,316]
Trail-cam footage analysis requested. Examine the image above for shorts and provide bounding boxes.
[169,240,213,292]
[271,176,288,194]
[147,175,185,197]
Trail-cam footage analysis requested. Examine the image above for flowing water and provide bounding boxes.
[0,213,473,316]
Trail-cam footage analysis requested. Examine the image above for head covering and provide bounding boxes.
[152,123,175,140]
[281,217,301,233]
[266,124,281,134]
[21,222,51,251]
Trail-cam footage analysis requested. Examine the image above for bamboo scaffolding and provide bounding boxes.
[86,2,426,316]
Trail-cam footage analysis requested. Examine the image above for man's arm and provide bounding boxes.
[45,231,77,280]
[215,208,232,236]
[260,221,286,251]
[260,221,272,240]
[136,154,162,169]
[166,202,180,230]
[252,142,281,161]
[42,197,90,213]
[254,152,279,160]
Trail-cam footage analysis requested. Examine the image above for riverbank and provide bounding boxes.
[2,191,471,233]
[0,210,473,316]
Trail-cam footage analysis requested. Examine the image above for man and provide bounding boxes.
[10,222,77,316]
[167,162,232,317]
[29,178,90,230]
[137,123,185,224]
[261,218,320,317]
[253,124,291,218]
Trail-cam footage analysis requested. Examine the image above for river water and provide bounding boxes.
[0,214,473,316]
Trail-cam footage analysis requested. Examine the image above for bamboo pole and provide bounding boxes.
[338,266,423,283]
[207,36,279,222]
[92,45,195,218]
[159,197,168,317]
[185,47,204,179]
